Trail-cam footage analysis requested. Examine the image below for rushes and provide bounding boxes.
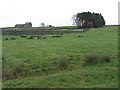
[83,53,110,65]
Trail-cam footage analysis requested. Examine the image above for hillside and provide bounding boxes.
[2,26,118,88]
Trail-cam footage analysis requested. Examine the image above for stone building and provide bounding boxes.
[15,22,32,28]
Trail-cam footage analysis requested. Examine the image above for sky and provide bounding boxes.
[0,0,119,27]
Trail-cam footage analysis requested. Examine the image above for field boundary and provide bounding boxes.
[1,28,91,35]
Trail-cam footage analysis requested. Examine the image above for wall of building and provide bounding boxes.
[15,22,32,28]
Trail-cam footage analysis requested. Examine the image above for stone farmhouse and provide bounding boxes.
[15,22,32,28]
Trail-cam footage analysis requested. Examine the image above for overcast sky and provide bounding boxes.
[0,0,119,27]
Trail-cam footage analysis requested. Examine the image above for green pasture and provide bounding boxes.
[2,26,118,88]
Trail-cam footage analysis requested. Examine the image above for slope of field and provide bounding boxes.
[2,26,118,88]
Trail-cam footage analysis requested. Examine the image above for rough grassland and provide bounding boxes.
[2,26,118,88]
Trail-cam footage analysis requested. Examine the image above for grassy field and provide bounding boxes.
[2,26,118,88]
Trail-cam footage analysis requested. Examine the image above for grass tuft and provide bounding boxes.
[56,56,68,70]
[83,53,110,65]
[3,61,30,80]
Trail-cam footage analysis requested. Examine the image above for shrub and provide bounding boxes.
[78,35,84,37]
[11,37,16,40]
[52,35,62,38]
[42,37,46,39]
[83,53,110,65]
[56,35,62,38]
[2,57,5,60]
[5,38,8,40]
[28,36,34,39]
[52,35,56,38]
[21,35,27,38]
[37,36,41,39]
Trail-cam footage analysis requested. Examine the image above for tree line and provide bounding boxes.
[72,11,105,28]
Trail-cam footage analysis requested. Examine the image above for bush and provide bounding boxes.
[2,57,5,60]
[78,35,84,37]
[21,35,27,38]
[52,35,62,38]
[5,38,8,40]
[37,36,41,39]
[83,53,110,65]
[42,37,47,39]
[11,37,16,40]
[28,36,34,39]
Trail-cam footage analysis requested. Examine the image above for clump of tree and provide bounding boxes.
[40,22,45,27]
[72,11,105,28]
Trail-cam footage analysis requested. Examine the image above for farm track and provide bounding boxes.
[1,29,89,35]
